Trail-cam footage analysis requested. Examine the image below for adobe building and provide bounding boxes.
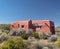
[11,20,55,35]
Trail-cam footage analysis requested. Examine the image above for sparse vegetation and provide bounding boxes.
[26,29,33,36]
[48,35,58,42]
[0,37,27,49]
[0,33,9,43]
[21,33,29,40]
[32,32,39,39]
[55,37,60,47]
[39,32,48,39]
[0,24,10,31]
[9,30,17,36]
[0,25,60,49]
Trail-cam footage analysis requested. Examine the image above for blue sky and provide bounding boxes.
[0,0,60,26]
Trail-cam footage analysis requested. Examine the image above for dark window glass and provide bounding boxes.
[34,25,42,28]
[21,25,24,28]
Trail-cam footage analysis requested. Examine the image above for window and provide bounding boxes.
[21,25,24,28]
[34,25,42,28]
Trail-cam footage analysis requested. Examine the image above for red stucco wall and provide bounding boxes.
[11,20,55,34]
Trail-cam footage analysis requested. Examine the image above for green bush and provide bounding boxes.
[55,37,60,47]
[32,32,39,39]
[0,37,27,49]
[0,33,9,43]
[21,33,29,40]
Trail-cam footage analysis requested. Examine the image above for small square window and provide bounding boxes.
[21,25,24,28]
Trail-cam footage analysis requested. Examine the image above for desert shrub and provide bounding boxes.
[55,37,60,47]
[36,45,43,49]
[39,32,48,39]
[28,37,37,44]
[0,37,27,49]
[47,43,59,49]
[2,30,9,34]
[13,37,27,49]
[27,39,49,49]
[38,39,49,47]
[46,44,54,49]
[27,37,49,49]
[10,30,17,36]
[48,35,58,42]
[2,24,10,31]
[10,29,26,36]
[33,44,43,49]
[17,29,26,36]
[47,32,52,37]
[27,42,43,49]
[0,46,2,49]
[28,39,48,49]
[26,29,33,36]
[21,33,29,40]
[42,47,49,49]
[0,33,9,43]
[32,32,39,39]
